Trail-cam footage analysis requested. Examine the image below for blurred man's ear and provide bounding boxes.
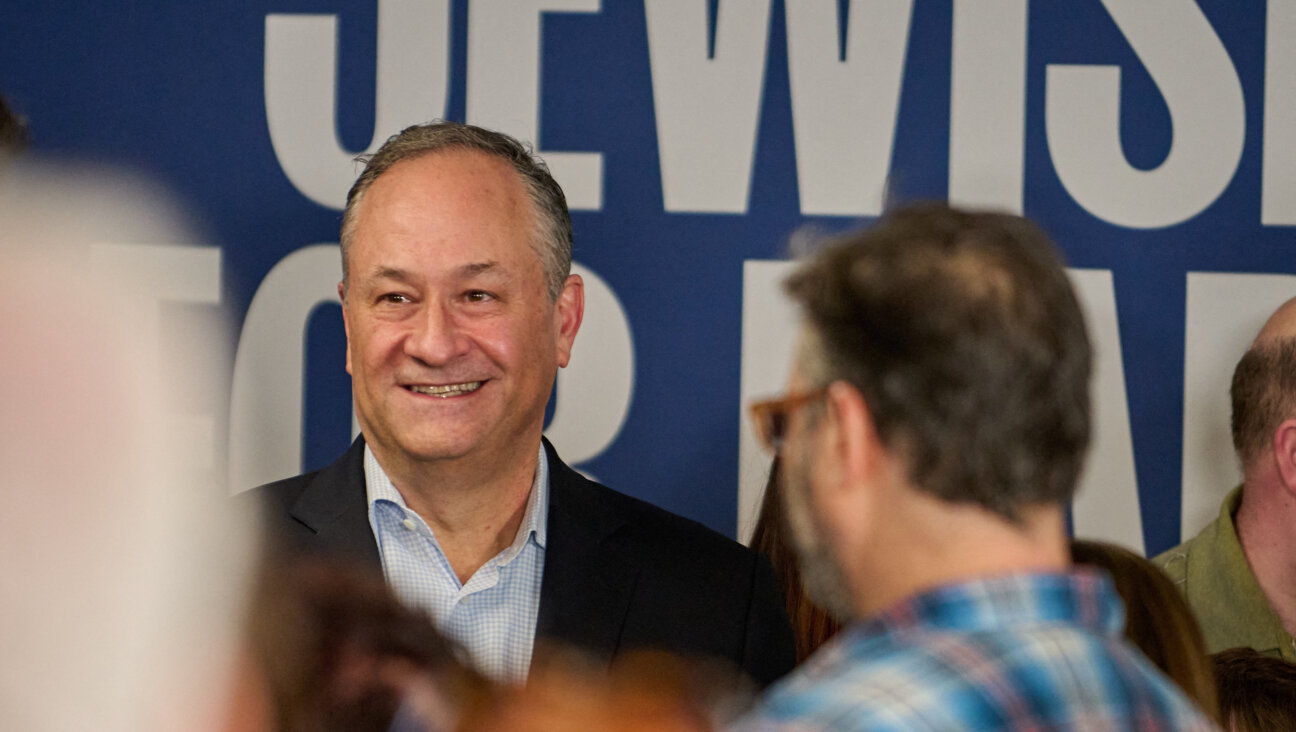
[825,380,881,494]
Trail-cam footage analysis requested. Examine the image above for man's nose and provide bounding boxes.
[404,301,470,365]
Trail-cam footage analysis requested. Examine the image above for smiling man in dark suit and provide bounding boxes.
[253,121,794,685]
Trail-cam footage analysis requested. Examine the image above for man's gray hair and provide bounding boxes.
[340,121,572,301]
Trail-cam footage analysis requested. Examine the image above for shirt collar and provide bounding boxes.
[363,443,549,552]
[856,568,1124,641]
[1183,486,1294,659]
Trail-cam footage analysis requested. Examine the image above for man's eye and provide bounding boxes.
[464,290,495,303]
[379,293,412,304]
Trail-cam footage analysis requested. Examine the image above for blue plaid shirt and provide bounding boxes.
[365,445,547,683]
[731,569,1217,731]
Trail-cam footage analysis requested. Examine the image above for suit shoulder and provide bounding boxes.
[243,469,324,514]
[580,480,757,566]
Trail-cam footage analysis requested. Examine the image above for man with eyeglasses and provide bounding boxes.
[733,204,1215,730]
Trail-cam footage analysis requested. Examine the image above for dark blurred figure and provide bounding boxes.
[1212,647,1296,731]
[1071,539,1219,721]
[749,457,841,663]
[0,93,29,155]
[249,560,491,732]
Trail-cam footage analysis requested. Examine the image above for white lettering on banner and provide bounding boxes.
[229,245,343,493]
[1181,274,1296,540]
[948,0,1027,214]
[737,261,1144,553]
[89,244,224,476]
[265,0,450,210]
[1263,0,1296,225]
[646,0,772,213]
[466,0,603,211]
[543,263,635,470]
[1066,269,1143,554]
[785,0,913,217]
[1045,0,1245,229]
[737,260,803,542]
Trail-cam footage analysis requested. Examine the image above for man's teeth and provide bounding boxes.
[409,381,483,397]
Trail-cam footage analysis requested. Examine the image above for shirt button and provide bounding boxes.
[401,518,417,531]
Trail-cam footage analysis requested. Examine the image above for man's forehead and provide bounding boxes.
[347,149,540,263]
[379,146,524,196]
[352,147,528,220]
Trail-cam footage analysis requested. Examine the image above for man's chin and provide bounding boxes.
[366,430,484,466]
[401,440,480,464]
[795,541,856,623]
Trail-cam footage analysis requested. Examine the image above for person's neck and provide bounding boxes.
[850,501,1070,619]
[1236,476,1296,637]
[373,437,541,584]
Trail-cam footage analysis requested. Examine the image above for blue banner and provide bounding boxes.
[4,0,1291,555]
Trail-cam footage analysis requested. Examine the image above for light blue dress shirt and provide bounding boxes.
[364,445,548,683]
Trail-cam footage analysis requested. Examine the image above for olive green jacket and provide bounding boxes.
[1153,486,1296,662]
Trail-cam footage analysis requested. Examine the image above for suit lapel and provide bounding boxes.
[288,437,383,570]
[535,440,642,669]
[287,437,639,665]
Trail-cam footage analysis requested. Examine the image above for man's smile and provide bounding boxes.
[405,381,485,398]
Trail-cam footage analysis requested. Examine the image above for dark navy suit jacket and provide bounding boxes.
[252,437,796,686]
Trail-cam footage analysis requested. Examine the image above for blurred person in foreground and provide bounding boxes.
[460,649,744,732]
[1154,298,1296,662]
[0,92,28,157]
[0,164,264,730]
[1211,647,1296,731]
[750,457,841,663]
[1071,540,1219,721]
[252,120,794,685]
[250,559,490,731]
[250,561,747,732]
[732,204,1215,730]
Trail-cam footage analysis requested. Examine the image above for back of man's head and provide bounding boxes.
[1230,311,1296,470]
[785,203,1091,523]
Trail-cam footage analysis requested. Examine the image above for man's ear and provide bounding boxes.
[824,380,882,494]
[338,281,353,376]
[813,380,888,583]
[1272,418,1296,493]
[555,274,585,368]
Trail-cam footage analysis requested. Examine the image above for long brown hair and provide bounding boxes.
[750,457,841,663]
[1070,540,1218,722]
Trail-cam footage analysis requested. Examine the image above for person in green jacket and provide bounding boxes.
[1154,298,1296,662]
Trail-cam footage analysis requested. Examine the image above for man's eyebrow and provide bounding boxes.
[458,261,500,277]
[366,266,415,283]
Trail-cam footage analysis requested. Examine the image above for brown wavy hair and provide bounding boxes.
[1212,646,1296,731]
